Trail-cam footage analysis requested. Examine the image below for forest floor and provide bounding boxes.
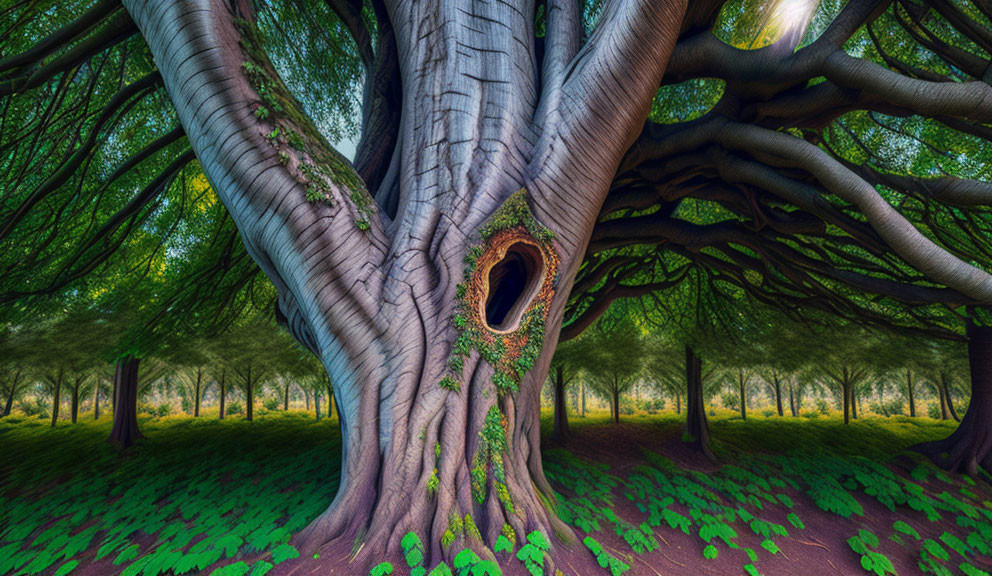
[0,410,990,576]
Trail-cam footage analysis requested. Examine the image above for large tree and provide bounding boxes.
[7,0,992,568]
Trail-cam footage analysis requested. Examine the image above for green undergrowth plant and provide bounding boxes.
[0,413,341,576]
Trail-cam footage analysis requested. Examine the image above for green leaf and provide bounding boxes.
[761,539,779,555]
[210,562,250,576]
[114,544,140,565]
[270,544,299,565]
[703,545,718,560]
[494,535,514,554]
[744,563,760,576]
[369,562,394,576]
[54,560,79,576]
[892,521,919,540]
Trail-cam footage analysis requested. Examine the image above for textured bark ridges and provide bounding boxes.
[915,324,992,476]
[108,355,143,449]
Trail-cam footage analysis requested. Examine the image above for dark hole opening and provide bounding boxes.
[484,242,544,332]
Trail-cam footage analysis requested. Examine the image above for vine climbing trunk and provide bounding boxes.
[915,323,992,476]
[684,346,713,459]
[108,355,143,449]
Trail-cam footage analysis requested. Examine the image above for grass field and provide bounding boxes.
[1,410,990,575]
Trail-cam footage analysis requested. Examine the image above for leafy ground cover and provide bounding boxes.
[1,410,990,575]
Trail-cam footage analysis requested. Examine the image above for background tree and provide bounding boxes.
[579,319,646,424]
[547,337,588,442]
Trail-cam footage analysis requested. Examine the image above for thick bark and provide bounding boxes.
[684,346,713,459]
[915,324,992,476]
[108,356,143,449]
[121,0,687,568]
[551,364,570,442]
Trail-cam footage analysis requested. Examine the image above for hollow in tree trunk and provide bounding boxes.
[915,324,992,476]
[108,355,143,449]
[684,346,713,459]
[551,364,569,442]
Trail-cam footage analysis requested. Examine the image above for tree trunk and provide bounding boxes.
[739,368,747,421]
[943,373,961,422]
[50,368,63,427]
[70,378,80,424]
[612,387,620,424]
[2,368,20,417]
[108,356,143,449]
[304,388,311,411]
[907,369,916,417]
[937,378,949,420]
[842,377,851,425]
[194,369,202,417]
[121,0,687,567]
[551,365,569,442]
[675,390,681,415]
[315,391,323,422]
[684,346,713,459]
[94,384,100,420]
[284,381,290,411]
[915,324,992,476]
[581,379,586,417]
[218,370,226,420]
[788,382,797,417]
[852,388,859,420]
[773,376,783,416]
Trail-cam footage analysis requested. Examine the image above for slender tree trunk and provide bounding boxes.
[915,323,992,475]
[315,391,323,422]
[94,384,100,420]
[739,368,747,421]
[245,366,254,422]
[218,370,226,420]
[612,386,620,424]
[843,377,851,425]
[943,373,960,422]
[581,379,586,417]
[194,369,202,417]
[284,381,290,411]
[788,382,797,417]
[684,346,713,459]
[109,356,143,448]
[551,365,569,442]
[70,378,80,424]
[675,390,681,415]
[937,379,949,420]
[774,376,783,417]
[852,388,859,420]
[304,388,311,411]
[907,369,916,417]
[50,368,63,427]
[2,368,20,417]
